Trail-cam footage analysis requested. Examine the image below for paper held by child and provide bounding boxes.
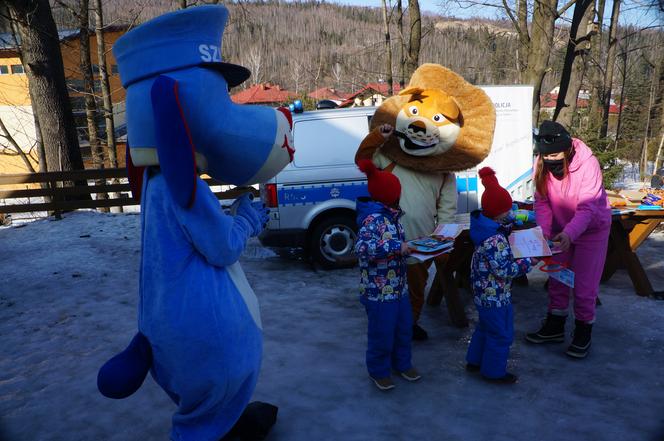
[431,223,469,239]
[408,247,454,262]
[408,237,454,253]
[508,226,553,258]
[407,237,454,262]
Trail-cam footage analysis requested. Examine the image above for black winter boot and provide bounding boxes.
[566,320,592,359]
[525,313,566,344]
[412,323,429,341]
[221,402,279,440]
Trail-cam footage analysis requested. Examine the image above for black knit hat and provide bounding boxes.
[534,120,572,155]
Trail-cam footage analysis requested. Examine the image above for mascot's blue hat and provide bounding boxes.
[113,5,250,88]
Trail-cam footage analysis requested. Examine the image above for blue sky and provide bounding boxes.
[328,0,663,26]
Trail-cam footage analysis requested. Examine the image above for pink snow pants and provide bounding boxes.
[548,227,610,323]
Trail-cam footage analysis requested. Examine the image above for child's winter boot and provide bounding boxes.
[566,320,592,359]
[525,313,566,344]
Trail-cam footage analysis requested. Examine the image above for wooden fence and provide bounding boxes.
[0,168,258,218]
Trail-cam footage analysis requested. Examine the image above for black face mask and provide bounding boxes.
[543,158,565,179]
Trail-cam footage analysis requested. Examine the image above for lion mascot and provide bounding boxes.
[96,6,293,441]
[355,64,495,339]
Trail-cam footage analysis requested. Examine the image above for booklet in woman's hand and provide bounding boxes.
[508,226,553,258]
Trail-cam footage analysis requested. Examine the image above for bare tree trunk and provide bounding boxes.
[5,0,86,175]
[641,74,657,178]
[652,50,664,174]
[521,0,559,124]
[396,0,405,87]
[553,0,594,124]
[588,0,606,132]
[649,55,664,141]
[654,133,663,173]
[614,52,627,149]
[79,0,102,171]
[79,0,109,210]
[381,0,394,95]
[0,117,36,172]
[516,0,529,78]
[32,106,46,173]
[94,0,117,169]
[599,0,621,138]
[406,0,421,79]
[93,0,121,211]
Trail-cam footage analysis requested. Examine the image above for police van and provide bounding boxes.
[258,86,534,268]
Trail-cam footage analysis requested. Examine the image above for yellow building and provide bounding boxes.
[0,27,127,173]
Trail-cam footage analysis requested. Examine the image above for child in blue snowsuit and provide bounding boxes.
[354,159,420,391]
[466,167,534,383]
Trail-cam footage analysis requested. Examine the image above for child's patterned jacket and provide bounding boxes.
[469,210,532,308]
[354,197,407,302]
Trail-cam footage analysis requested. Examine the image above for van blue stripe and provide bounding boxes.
[506,168,533,190]
[278,176,485,206]
[278,182,369,206]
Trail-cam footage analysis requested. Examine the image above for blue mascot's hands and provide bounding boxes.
[255,205,270,229]
[232,193,265,237]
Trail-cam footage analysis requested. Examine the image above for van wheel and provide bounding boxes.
[309,215,358,269]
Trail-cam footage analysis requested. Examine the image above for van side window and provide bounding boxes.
[292,116,369,168]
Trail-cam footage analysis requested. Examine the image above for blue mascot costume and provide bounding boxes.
[96,6,294,441]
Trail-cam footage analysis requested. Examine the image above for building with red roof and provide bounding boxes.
[307,87,347,103]
[338,82,402,108]
[231,83,298,106]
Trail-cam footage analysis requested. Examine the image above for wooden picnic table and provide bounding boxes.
[426,209,664,327]
[426,230,473,328]
[601,210,664,297]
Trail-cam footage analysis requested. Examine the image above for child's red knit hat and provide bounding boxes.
[479,167,512,218]
[357,159,401,206]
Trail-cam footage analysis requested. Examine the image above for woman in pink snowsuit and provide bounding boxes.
[525,120,611,359]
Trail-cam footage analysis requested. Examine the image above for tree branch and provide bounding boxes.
[501,0,523,36]
[557,0,578,17]
[53,0,82,20]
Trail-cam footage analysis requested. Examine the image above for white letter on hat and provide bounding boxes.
[199,44,212,62]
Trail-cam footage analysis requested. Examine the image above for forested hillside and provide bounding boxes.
[46,0,553,92]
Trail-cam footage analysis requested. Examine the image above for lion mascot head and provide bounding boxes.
[356,63,496,172]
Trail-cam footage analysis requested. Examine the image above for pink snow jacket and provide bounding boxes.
[534,138,611,242]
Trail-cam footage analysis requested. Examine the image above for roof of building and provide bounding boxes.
[338,82,402,107]
[307,87,347,101]
[231,83,298,104]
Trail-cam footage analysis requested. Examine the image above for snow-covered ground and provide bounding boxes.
[1,211,664,441]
